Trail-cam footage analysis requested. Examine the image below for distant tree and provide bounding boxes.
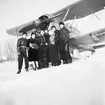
[3,39,17,61]
[0,44,3,62]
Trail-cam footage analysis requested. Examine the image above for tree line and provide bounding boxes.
[0,39,17,62]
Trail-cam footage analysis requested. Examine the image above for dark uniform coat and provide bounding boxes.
[54,30,61,65]
[17,37,29,70]
[38,35,48,68]
[59,27,72,63]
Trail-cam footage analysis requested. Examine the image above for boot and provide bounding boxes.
[17,69,21,74]
[26,68,29,72]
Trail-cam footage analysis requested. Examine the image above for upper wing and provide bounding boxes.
[52,0,105,22]
[6,0,105,36]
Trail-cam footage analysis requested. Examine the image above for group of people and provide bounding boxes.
[17,22,72,74]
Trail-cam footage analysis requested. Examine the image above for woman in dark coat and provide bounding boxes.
[48,29,58,66]
[28,32,39,69]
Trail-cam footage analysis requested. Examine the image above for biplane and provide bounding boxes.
[6,0,105,58]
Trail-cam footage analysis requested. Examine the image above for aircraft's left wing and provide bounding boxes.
[6,20,37,36]
[52,0,105,22]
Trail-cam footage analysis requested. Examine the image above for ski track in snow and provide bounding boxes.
[0,48,105,105]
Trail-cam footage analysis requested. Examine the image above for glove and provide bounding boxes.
[17,52,21,55]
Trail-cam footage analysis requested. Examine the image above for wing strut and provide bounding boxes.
[93,13,100,20]
[71,14,77,26]
[62,8,70,22]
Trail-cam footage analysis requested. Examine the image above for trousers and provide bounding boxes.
[18,51,29,70]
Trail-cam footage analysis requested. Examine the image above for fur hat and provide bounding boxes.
[22,32,27,35]
[51,25,56,29]
[31,32,36,36]
[59,22,64,25]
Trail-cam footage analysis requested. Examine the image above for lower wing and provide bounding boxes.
[78,42,105,52]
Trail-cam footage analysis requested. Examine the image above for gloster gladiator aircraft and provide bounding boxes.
[6,0,105,58]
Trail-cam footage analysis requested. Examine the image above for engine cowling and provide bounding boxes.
[38,14,54,21]
[37,14,55,30]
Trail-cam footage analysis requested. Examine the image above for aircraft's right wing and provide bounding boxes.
[52,0,105,22]
[70,27,105,52]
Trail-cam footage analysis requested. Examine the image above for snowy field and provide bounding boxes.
[0,48,105,105]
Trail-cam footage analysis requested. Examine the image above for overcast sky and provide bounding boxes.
[0,0,105,44]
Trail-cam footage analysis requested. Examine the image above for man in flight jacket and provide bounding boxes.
[17,32,29,74]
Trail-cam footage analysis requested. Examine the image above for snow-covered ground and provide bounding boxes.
[0,48,105,105]
[0,61,18,83]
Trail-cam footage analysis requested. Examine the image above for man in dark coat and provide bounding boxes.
[59,22,72,64]
[44,30,50,44]
[38,30,48,69]
[44,30,50,66]
[17,32,29,74]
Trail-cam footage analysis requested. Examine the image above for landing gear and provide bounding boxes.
[91,49,95,54]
